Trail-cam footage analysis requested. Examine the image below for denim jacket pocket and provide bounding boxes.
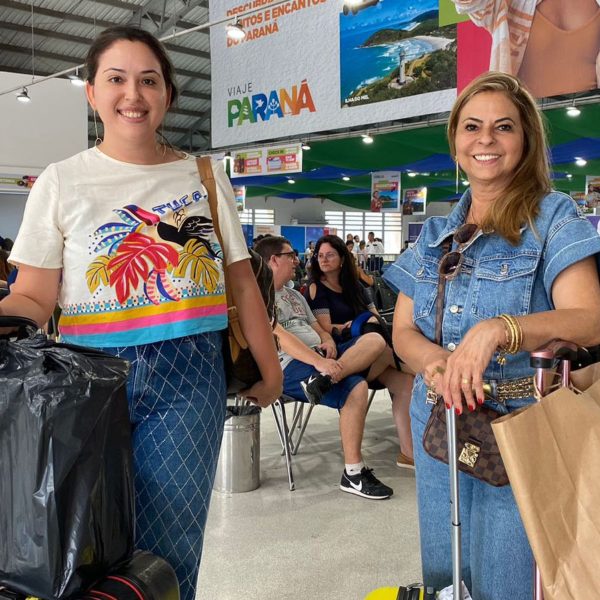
[471,252,540,320]
[413,258,439,321]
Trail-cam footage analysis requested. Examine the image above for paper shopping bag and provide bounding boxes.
[491,376,600,600]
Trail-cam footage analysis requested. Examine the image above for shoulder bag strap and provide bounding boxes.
[196,156,233,310]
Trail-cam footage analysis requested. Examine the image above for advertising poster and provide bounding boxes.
[453,3,600,98]
[233,185,246,211]
[209,0,457,147]
[403,186,427,215]
[407,221,424,242]
[230,144,302,178]
[586,176,600,211]
[232,148,264,177]
[371,171,401,212]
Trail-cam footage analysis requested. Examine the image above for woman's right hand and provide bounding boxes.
[423,356,448,400]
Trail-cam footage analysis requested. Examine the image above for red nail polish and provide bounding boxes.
[455,407,462,416]
[445,402,451,409]
[468,404,475,412]
[477,396,484,405]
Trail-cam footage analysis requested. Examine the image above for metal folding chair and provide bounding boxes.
[271,389,378,491]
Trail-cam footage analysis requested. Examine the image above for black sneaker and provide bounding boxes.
[340,467,393,500]
[300,373,332,405]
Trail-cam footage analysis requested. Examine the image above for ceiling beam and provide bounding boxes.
[180,89,211,101]
[0,20,209,60]
[0,41,82,66]
[0,0,207,37]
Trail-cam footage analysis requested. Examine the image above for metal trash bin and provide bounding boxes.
[214,405,260,493]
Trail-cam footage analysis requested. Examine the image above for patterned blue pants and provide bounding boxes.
[103,332,226,600]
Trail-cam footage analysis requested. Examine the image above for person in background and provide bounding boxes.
[0,250,12,290]
[0,26,281,600]
[366,232,384,272]
[345,239,355,255]
[255,235,395,499]
[346,233,354,243]
[307,235,415,468]
[357,240,368,268]
[385,71,600,599]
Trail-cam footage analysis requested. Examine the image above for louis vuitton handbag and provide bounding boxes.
[421,239,509,487]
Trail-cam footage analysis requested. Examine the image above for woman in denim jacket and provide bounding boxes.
[384,71,600,599]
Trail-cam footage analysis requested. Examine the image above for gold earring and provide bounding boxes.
[455,157,460,194]
[93,110,102,146]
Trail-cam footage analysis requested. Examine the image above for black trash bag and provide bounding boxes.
[0,317,134,599]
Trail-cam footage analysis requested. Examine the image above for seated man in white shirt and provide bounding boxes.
[255,236,394,500]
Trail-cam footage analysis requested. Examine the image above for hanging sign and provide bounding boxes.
[230,144,302,178]
[0,172,38,194]
[233,185,246,211]
[371,171,401,213]
[403,186,427,215]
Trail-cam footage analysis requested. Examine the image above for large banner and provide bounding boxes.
[230,144,302,178]
[210,0,457,147]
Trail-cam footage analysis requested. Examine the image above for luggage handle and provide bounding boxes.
[0,316,40,339]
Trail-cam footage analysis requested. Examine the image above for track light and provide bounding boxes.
[361,133,374,144]
[407,171,417,177]
[462,180,469,186]
[287,178,295,184]
[69,67,85,87]
[566,104,580,117]
[301,142,311,151]
[342,176,350,181]
[226,20,246,40]
[575,157,587,167]
[566,173,573,179]
[16,87,31,103]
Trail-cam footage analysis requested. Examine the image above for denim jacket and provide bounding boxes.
[384,190,600,383]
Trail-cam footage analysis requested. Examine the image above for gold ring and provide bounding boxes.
[461,378,470,385]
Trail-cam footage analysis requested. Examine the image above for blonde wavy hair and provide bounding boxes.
[447,72,552,244]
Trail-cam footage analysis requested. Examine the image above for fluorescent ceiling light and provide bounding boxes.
[575,157,587,167]
[566,105,581,117]
[361,134,374,144]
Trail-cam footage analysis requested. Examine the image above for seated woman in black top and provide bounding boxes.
[307,235,415,468]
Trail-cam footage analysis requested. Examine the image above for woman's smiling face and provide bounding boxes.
[86,40,171,146]
[454,91,525,190]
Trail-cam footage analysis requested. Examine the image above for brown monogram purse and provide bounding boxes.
[422,237,509,487]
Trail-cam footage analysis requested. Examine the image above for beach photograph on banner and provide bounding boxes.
[371,171,401,212]
[339,0,457,109]
[402,186,427,215]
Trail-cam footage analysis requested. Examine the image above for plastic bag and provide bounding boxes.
[0,317,134,599]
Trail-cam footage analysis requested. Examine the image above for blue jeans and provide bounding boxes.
[103,332,226,600]
[411,377,533,600]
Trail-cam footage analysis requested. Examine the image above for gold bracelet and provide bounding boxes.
[496,314,523,364]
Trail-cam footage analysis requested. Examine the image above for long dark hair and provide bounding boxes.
[310,235,369,315]
[85,26,178,107]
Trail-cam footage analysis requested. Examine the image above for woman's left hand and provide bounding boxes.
[441,318,506,413]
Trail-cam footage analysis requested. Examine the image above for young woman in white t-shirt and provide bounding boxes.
[0,26,282,600]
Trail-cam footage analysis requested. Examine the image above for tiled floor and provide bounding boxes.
[196,391,422,600]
